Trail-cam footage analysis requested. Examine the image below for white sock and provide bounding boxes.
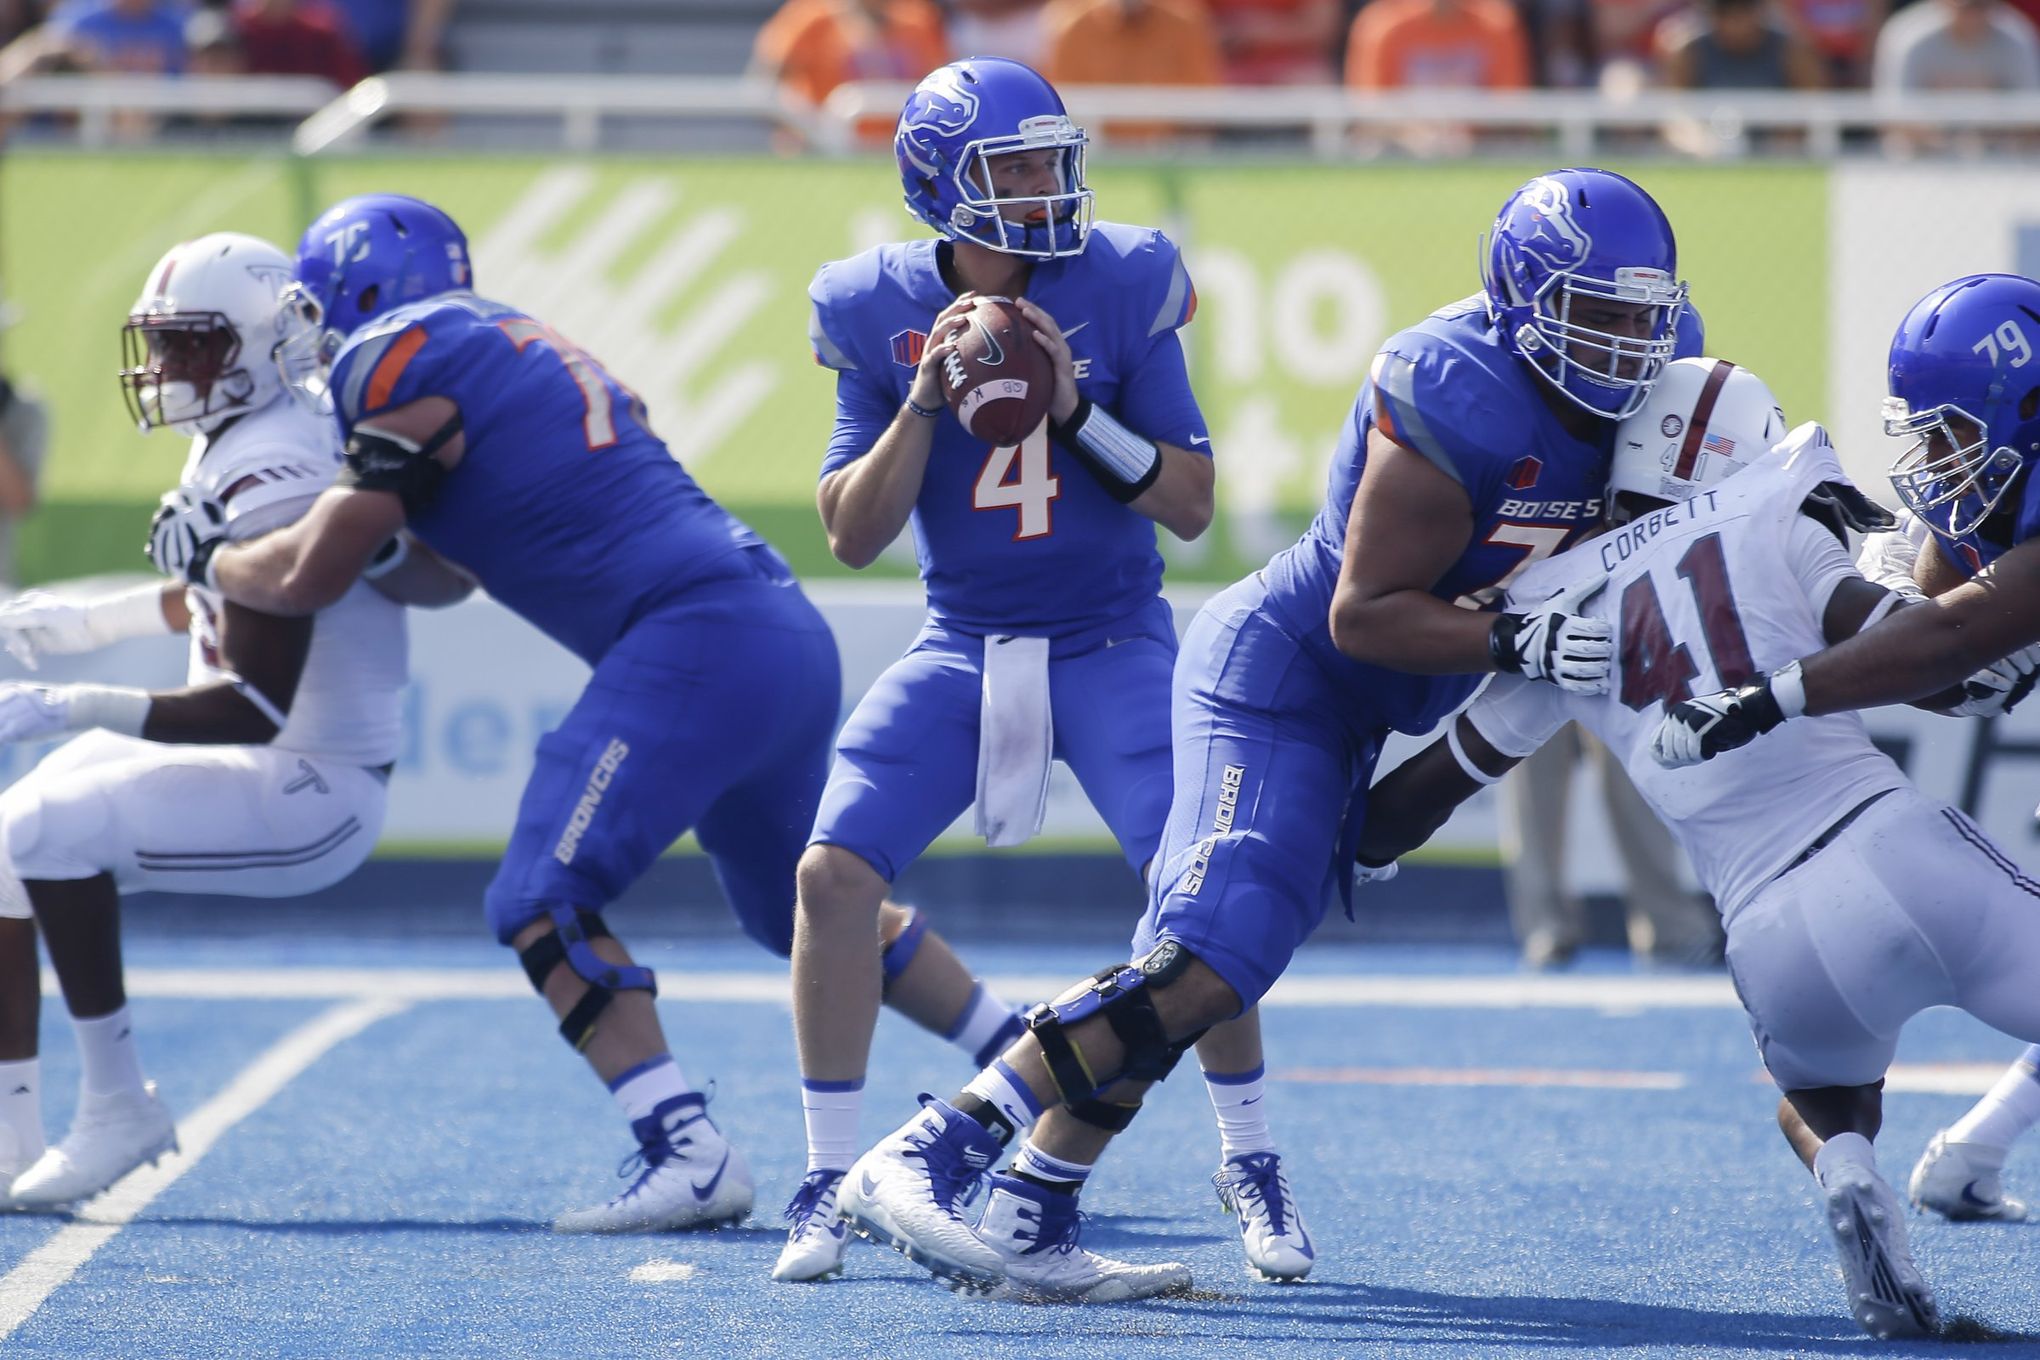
[1011,1140,1094,1191]
[73,1007,145,1099]
[0,1057,44,1164]
[1204,1063,1276,1157]
[802,1078,863,1174]
[1814,1130,1877,1189]
[946,982,1027,1068]
[1947,1049,2040,1153]
[608,1054,691,1126]
[961,1060,1044,1144]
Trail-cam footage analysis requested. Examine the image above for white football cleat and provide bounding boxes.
[1908,1132,2028,1222]
[975,1176,1191,1303]
[772,1169,852,1282]
[1214,1150,1315,1281]
[10,1082,177,1209]
[552,1092,753,1234]
[1823,1160,1939,1340]
[839,1098,1006,1290]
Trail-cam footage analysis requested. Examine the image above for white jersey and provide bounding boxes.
[176,398,407,767]
[1468,423,1907,918]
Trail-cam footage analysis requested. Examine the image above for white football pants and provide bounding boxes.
[1727,786,2040,1091]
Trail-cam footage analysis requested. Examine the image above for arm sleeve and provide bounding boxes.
[1785,511,1863,621]
[1463,673,1569,759]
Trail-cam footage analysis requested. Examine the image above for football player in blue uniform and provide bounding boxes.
[839,167,1702,1297]
[1646,272,2040,1225]
[782,57,1308,1294]
[142,194,995,1237]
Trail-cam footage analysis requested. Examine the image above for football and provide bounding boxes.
[940,296,1056,447]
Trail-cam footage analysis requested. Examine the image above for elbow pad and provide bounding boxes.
[338,413,462,514]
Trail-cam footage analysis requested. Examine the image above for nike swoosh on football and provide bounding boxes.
[691,1150,732,1202]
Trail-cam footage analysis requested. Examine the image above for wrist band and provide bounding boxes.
[363,535,411,581]
[904,396,942,420]
[1447,719,1507,786]
[1769,659,1808,720]
[1049,398,1161,504]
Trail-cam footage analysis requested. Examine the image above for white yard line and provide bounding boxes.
[89,968,1743,1010]
[0,996,409,1344]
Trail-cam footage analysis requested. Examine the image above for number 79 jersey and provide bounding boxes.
[807,224,1208,636]
[1470,423,1907,916]
[329,293,768,665]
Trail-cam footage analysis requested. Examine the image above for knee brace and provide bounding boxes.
[515,905,657,1052]
[1025,939,1201,1101]
[1066,1096,1143,1133]
[879,905,930,997]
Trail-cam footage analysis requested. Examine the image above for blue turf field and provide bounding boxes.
[6,933,2040,1359]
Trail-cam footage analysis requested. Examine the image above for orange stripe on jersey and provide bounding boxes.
[1373,396,1406,447]
[1183,285,1198,327]
[365,326,428,412]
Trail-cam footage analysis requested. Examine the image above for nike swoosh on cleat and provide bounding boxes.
[691,1151,732,1202]
[1239,1096,1262,1107]
[1960,1181,1997,1210]
[859,1170,882,1201]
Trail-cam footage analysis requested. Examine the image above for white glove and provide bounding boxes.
[0,683,78,744]
[0,681,150,743]
[1651,662,1807,768]
[1491,576,1613,696]
[1353,858,1400,886]
[147,487,228,585]
[0,585,172,670]
[1943,644,2040,718]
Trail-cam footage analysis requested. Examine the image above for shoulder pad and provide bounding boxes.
[1085,223,1195,337]
[807,250,892,373]
[1672,298,1706,358]
[1366,326,1514,484]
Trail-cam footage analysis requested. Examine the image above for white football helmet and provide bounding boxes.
[1611,356,1787,507]
[120,233,297,436]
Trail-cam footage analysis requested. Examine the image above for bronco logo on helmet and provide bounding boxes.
[1514,177,1592,275]
[897,72,981,177]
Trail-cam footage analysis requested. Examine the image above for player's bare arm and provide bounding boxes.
[1796,538,2040,715]
[1014,296,1213,542]
[1328,430,1485,672]
[818,295,977,569]
[209,395,462,615]
[142,599,312,744]
[1355,715,1520,867]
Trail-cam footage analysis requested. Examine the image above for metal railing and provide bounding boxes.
[4,72,2040,159]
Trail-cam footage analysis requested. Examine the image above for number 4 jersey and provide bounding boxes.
[328,293,770,664]
[1470,423,1907,917]
[807,224,1208,636]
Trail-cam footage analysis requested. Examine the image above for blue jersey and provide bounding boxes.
[1259,292,1705,735]
[329,293,768,664]
[807,223,1208,636]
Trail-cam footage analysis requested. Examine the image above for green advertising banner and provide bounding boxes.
[0,152,1826,585]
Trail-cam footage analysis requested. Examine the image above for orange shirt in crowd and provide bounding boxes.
[753,0,948,108]
[1347,0,1530,89]
[1044,0,1223,136]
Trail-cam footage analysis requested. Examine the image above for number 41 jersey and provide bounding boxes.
[807,224,1208,636]
[329,293,768,664]
[1472,423,1907,916]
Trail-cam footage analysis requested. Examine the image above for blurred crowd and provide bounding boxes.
[0,0,454,85]
[747,0,2040,110]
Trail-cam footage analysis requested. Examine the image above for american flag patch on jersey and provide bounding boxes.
[1701,433,1736,458]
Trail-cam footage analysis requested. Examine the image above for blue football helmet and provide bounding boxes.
[1481,168,1687,420]
[276,194,472,406]
[1886,273,2040,539]
[895,58,1092,260]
